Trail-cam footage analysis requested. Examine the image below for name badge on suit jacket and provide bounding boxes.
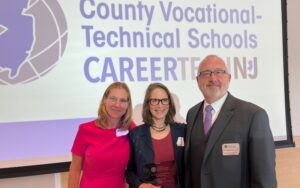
[222,143,240,156]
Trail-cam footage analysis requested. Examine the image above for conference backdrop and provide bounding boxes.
[0,0,292,177]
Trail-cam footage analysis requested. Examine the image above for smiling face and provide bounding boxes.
[149,88,170,122]
[197,55,231,104]
[104,88,129,122]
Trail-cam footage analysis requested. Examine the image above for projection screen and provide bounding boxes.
[0,0,293,178]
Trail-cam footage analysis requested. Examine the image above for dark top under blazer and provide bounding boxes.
[184,93,277,188]
[126,123,186,188]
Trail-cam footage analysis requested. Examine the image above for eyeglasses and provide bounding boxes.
[108,96,128,104]
[198,69,227,78]
[149,98,169,105]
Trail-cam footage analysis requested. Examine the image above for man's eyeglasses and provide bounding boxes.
[149,98,169,105]
[198,69,227,78]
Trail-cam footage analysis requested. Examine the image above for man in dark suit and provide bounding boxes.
[184,55,277,188]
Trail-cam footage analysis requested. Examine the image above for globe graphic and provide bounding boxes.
[0,0,68,85]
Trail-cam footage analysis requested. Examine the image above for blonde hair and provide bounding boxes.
[96,82,133,130]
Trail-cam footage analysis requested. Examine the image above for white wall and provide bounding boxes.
[0,173,62,188]
[0,1,299,187]
[287,0,300,136]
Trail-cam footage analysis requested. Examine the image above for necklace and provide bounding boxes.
[151,123,167,132]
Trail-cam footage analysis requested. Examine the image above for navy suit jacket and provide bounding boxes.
[184,93,277,188]
[126,123,186,188]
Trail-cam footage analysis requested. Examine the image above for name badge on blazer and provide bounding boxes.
[176,137,185,147]
[222,143,240,156]
[116,129,129,137]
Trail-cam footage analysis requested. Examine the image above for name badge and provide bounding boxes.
[176,137,185,147]
[116,129,129,137]
[222,143,240,156]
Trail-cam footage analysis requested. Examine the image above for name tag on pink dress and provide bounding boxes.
[116,129,129,137]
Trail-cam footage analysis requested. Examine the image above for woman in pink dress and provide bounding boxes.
[68,82,135,188]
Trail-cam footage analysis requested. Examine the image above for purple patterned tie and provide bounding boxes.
[204,105,213,134]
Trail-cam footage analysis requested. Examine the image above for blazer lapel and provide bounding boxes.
[139,125,154,159]
[186,102,203,152]
[203,94,235,162]
[171,125,181,163]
